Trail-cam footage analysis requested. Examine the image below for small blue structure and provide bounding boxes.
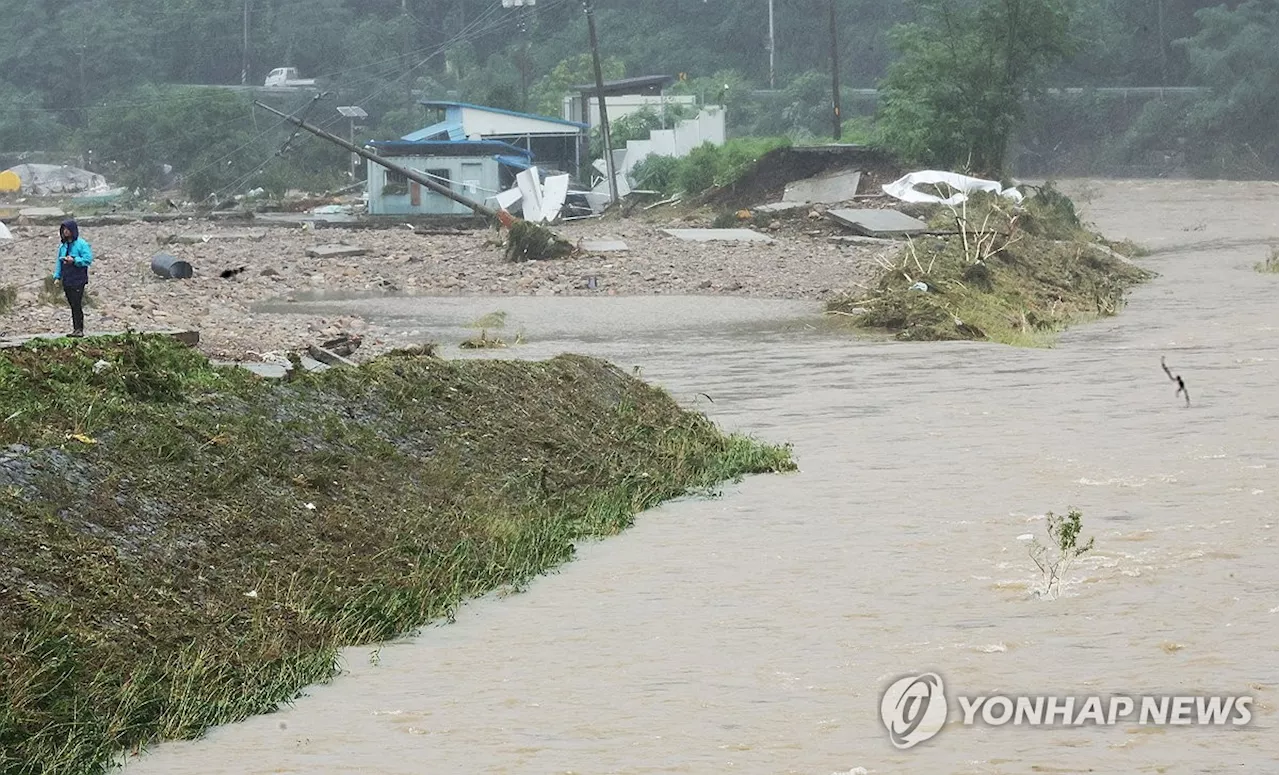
[364,101,587,216]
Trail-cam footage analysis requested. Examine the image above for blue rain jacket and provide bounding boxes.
[53,219,92,287]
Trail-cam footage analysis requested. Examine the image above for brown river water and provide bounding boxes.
[122,179,1278,774]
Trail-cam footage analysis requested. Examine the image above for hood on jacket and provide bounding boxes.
[60,219,79,243]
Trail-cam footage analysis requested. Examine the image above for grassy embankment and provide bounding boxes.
[826,185,1154,346]
[0,334,794,774]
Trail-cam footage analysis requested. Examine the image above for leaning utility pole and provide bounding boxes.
[829,0,841,141]
[583,0,619,206]
[253,101,499,219]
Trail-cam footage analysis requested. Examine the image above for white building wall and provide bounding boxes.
[457,106,580,139]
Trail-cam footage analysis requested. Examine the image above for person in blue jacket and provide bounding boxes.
[52,219,92,337]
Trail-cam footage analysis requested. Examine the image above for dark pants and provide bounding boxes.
[63,283,85,333]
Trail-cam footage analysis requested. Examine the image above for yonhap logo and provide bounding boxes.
[878,671,1255,750]
[880,672,948,749]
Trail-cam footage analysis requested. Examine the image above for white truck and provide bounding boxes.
[263,67,317,88]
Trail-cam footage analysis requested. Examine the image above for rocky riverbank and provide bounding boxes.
[0,215,889,361]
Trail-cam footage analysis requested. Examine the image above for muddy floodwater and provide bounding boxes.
[123,180,1278,774]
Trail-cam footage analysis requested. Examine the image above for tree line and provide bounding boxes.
[0,0,1273,196]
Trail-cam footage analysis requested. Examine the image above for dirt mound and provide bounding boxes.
[698,145,903,211]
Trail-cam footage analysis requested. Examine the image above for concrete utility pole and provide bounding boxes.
[829,0,841,141]
[403,0,413,105]
[583,0,619,206]
[768,0,776,90]
[242,0,250,85]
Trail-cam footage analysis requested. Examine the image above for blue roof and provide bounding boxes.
[420,100,588,130]
[367,139,534,158]
[401,119,464,143]
[494,154,533,170]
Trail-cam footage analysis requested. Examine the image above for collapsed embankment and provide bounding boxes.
[0,335,795,774]
[826,185,1154,346]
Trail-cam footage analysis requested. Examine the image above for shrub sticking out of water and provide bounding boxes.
[1256,246,1279,274]
[468,311,508,329]
[459,330,507,349]
[504,221,576,263]
[826,186,1155,346]
[0,334,795,774]
[1027,508,1095,600]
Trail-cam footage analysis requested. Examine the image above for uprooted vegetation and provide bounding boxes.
[826,185,1154,346]
[0,334,795,774]
[504,220,576,263]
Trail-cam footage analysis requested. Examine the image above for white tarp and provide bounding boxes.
[882,170,1023,206]
[5,163,110,196]
[0,221,11,240]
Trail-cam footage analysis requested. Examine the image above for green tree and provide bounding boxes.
[875,0,1074,176]
[529,53,625,119]
[1175,0,1278,175]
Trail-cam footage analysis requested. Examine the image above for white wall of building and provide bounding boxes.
[457,106,581,139]
[562,94,698,127]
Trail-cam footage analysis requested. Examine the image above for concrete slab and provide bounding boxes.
[661,228,775,244]
[782,169,862,204]
[18,207,66,219]
[306,244,369,259]
[580,239,629,252]
[827,208,928,237]
[166,232,267,245]
[829,235,898,246]
[754,201,809,214]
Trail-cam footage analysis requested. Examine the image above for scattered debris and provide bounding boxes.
[321,333,363,357]
[827,209,929,238]
[661,228,776,243]
[307,343,357,368]
[755,201,810,214]
[150,254,194,280]
[828,235,896,246]
[165,232,267,245]
[220,267,248,279]
[782,169,863,204]
[580,239,628,252]
[305,244,369,259]
[644,196,681,210]
[882,170,1023,206]
[503,167,572,224]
